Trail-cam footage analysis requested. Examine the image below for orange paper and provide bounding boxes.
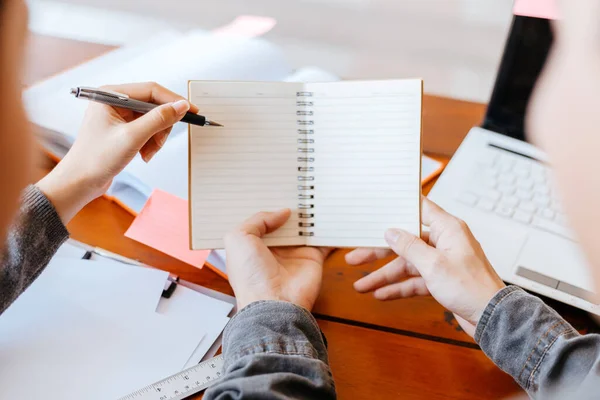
[125,190,209,268]
[513,0,559,20]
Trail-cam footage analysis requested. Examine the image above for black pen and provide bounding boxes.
[70,86,223,127]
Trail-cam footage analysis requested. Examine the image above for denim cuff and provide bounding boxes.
[222,301,329,370]
[475,285,578,391]
[474,285,522,343]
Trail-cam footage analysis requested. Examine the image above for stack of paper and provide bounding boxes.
[0,241,235,399]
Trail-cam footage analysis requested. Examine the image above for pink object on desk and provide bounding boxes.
[125,190,209,269]
[513,0,560,20]
[213,15,277,38]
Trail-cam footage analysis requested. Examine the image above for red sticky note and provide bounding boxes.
[513,0,560,20]
[125,190,209,268]
[213,15,277,38]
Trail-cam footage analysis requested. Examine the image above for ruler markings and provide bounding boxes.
[118,354,225,400]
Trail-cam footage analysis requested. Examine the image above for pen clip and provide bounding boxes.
[76,86,129,100]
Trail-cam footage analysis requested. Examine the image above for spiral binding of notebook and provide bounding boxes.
[297,91,315,237]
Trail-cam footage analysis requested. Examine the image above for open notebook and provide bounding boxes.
[189,79,423,249]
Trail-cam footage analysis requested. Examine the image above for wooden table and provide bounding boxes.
[26,33,596,399]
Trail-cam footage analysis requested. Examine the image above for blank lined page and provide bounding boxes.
[307,80,422,247]
[189,81,303,249]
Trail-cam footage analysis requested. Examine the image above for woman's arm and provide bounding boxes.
[476,286,600,398]
[0,185,68,314]
[1,82,194,313]
[205,301,335,400]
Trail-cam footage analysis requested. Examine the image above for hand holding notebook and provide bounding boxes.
[224,208,331,310]
[188,79,423,249]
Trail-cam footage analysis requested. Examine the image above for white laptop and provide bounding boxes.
[429,15,599,315]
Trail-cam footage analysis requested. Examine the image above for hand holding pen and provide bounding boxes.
[39,82,220,225]
[71,86,223,127]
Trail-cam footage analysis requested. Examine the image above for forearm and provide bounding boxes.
[475,286,600,398]
[0,185,68,314]
[36,163,99,225]
[204,301,336,400]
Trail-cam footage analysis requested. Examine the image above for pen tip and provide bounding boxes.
[206,120,224,127]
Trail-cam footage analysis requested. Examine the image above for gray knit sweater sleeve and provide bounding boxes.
[0,185,69,314]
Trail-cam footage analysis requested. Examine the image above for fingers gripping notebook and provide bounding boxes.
[189,80,423,249]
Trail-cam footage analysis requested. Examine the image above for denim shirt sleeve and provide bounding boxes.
[203,300,336,400]
[475,285,600,398]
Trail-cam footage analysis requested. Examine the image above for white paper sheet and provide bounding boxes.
[183,314,230,368]
[122,132,189,200]
[0,265,207,400]
[285,66,340,82]
[42,258,168,317]
[422,154,443,181]
[156,285,232,368]
[52,241,89,259]
[178,281,238,363]
[157,285,233,320]
[206,249,227,275]
[180,281,237,312]
[25,31,181,142]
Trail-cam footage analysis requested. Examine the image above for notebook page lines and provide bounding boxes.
[189,82,302,249]
[308,80,422,247]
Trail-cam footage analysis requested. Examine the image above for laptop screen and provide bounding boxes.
[482,16,554,142]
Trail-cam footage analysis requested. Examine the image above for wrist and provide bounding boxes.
[470,283,507,326]
[235,292,314,312]
[36,166,102,224]
[236,293,282,311]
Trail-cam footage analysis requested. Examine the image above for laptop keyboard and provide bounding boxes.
[456,147,575,241]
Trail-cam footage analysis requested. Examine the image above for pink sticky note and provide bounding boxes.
[513,0,560,20]
[125,190,209,268]
[213,15,277,38]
